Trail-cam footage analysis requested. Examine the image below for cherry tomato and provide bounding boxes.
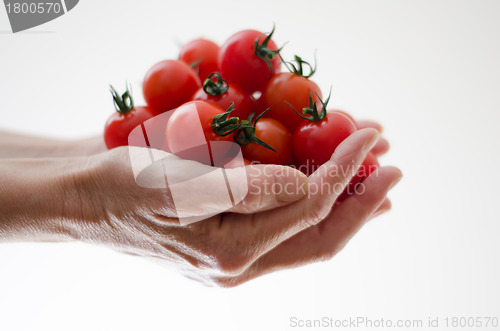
[328,109,357,128]
[264,72,322,133]
[179,39,220,81]
[252,92,267,115]
[337,152,379,202]
[192,73,254,120]
[293,112,357,175]
[166,100,239,166]
[241,118,292,165]
[143,60,201,115]
[219,28,281,94]
[104,86,154,149]
[142,112,171,152]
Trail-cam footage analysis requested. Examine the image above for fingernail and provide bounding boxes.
[363,130,380,154]
[274,169,309,202]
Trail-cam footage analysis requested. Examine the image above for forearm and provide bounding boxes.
[0,158,95,242]
[0,130,106,158]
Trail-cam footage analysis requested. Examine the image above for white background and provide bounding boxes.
[1,0,499,330]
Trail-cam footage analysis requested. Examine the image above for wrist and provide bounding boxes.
[0,131,107,158]
[0,157,101,242]
[68,136,108,156]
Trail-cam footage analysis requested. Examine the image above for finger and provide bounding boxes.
[368,197,391,220]
[223,166,402,284]
[355,120,389,156]
[356,120,384,132]
[317,166,401,245]
[333,196,391,223]
[133,148,309,220]
[230,128,380,255]
[371,137,390,156]
[226,164,309,214]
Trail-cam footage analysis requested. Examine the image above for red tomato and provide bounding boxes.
[219,28,281,94]
[328,109,358,129]
[264,72,322,133]
[142,112,171,152]
[252,92,267,115]
[191,73,254,120]
[143,60,201,115]
[337,152,379,202]
[241,118,292,165]
[293,112,357,175]
[104,86,155,149]
[166,100,239,166]
[179,39,220,81]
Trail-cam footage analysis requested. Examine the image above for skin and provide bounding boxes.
[0,122,399,287]
[0,130,107,158]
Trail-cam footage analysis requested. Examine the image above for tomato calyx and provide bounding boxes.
[189,58,203,70]
[254,25,283,77]
[110,84,134,115]
[282,55,317,78]
[287,87,332,122]
[203,72,229,96]
[354,175,367,192]
[211,103,240,136]
[234,110,277,152]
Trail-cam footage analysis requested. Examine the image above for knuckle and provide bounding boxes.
[212,277,242,288]
[239,196,261,213]
[301,206,329,229]
[214,251,251,276]
[319,249,337,262]
[237,187,264,213]
[319,238,348,262]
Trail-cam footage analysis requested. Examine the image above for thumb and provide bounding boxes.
[127,147,308,224]
[226,164,309,214]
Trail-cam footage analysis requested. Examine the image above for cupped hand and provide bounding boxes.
[68,127,401,287]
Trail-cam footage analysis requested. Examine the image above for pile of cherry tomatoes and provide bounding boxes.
[104,26,379,200]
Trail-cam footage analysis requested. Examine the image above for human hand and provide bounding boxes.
[0,122,400,287]
[56,128,400,287]
[0,130,107,158]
